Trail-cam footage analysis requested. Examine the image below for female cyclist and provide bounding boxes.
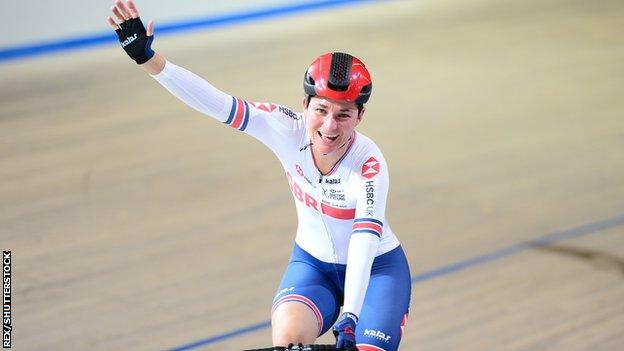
[107,1,411,350]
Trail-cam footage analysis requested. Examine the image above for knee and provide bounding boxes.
[271,302,319,346]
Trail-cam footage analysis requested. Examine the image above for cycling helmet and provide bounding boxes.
[303,52,372,105]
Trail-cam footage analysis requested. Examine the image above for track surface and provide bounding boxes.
[1,0,623,350]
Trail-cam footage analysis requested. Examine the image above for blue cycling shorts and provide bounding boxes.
[272,244,411,351]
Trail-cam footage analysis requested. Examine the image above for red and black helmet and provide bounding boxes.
[303,52,372,105]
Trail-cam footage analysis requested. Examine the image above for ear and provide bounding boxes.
[353,109,364,128]
[357,107,366,121]
[302,95,312,110]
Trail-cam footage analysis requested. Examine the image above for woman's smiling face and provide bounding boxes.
[304,96,363,157]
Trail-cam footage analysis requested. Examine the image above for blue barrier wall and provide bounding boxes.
[1,1,311,48]
[0,0,373,62]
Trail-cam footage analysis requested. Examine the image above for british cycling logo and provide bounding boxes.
[322,188,346,202]
[361,157,380,179]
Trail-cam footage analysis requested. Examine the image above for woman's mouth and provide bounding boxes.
[317,131,339,144]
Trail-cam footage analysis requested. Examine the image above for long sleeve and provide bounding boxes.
[342,234,379,317]
[151,60,232,121]
[342,150,389,317]
[150,60,304,155]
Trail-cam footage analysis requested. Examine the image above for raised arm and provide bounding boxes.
[106,0,302,153]
[107,0,165,74]
[107,1,232,121]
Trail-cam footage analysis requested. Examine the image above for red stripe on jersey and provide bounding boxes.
[400,312,409,338]
[231,98,245,129]
[321,203,356,220]
[353,222,383,235]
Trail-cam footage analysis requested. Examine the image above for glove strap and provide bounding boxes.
[341,312,359,323]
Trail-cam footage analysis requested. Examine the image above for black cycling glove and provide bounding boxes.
[115,17,154,64]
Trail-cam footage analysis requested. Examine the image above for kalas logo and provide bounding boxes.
[363,329,392,342]
[361,157,380,179]
[121,33,138,47]
[295,164,304,177]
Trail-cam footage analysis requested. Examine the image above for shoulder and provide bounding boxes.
[347,132,389,179]
[351,132,387,165]
[247,102,304,130]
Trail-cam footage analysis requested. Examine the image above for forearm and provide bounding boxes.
[150,59,231,120]
[342,234,379,317]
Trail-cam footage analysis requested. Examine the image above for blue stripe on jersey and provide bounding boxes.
[225,96,237,125]
[240,101,250,131]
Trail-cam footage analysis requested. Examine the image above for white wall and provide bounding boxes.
[0,0,313,48]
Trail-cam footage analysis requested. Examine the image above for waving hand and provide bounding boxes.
[106,0,155,64]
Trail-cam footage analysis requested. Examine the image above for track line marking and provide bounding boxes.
[0,0,377,63]
[168,214,624,350]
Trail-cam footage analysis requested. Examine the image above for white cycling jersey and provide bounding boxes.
[152,60,401,317]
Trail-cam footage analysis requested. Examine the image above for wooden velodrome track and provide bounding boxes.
[1,0,623,350]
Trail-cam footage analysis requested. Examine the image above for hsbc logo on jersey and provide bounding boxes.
[361,157,380,179]
[365,180,375,216]
[278,106,300,120]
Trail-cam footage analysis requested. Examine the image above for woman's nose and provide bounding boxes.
[322,115,338,129]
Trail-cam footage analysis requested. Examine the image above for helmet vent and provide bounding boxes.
[303,72,317,97]
[328,52,352,92]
